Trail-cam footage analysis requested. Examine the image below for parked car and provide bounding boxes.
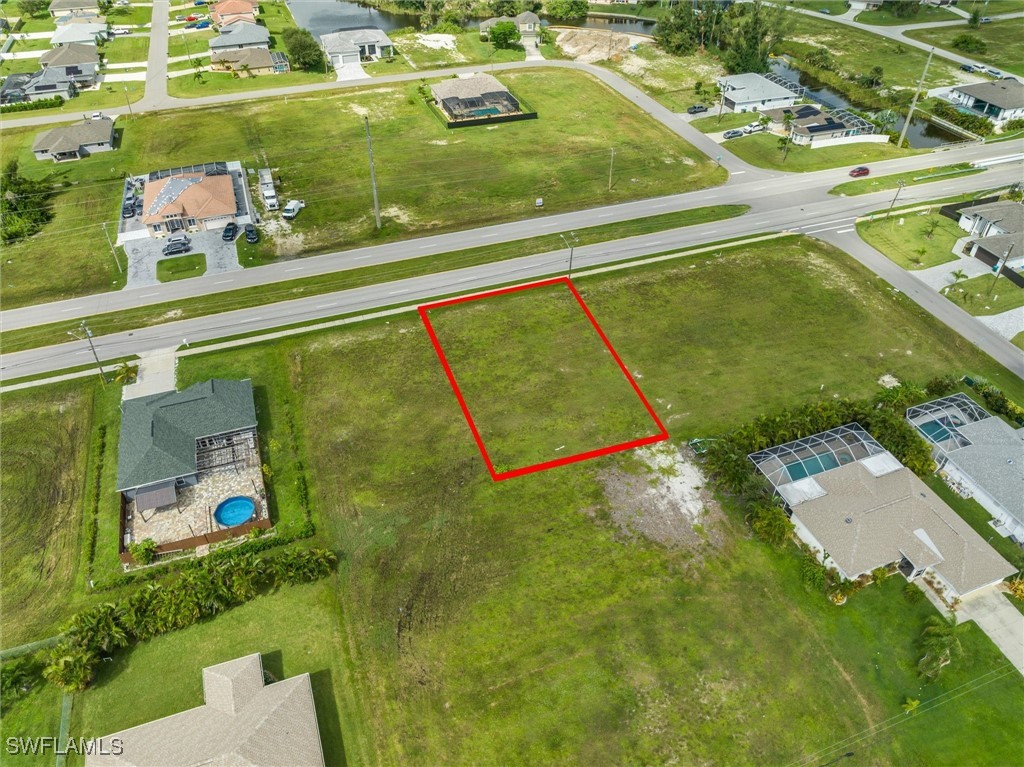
[90,111,104,120]
[687,104,708,115]
[742,121,765,135]
[849,166,870,178]
[960,64,975,72]
[195,20,211,28]
[121,204,135,219]
[244,224,259,244]
[134,197,144,214]
[980,16,992,23]
[819,8,831,14]
[185,14,199,20]
[194,0,207,5]
[222,222,238,241]
[281,199,306,219]
[722,129,744,140]
[162,240,190,256]
[185,21,198,27]
[175,14,186,20]
[166,234,190,246]
[987,68,1002,77]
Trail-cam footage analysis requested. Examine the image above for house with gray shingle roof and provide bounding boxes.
[33,116,114,162]
[85,654,326,767]
[320,27,393,65]
[48,0,100,16]
[0,68,77,105]
[479,11,540,38]
[39,42,100,86]
[116,379,257,510]
[908,394,1024,543]
[430,74,524,122]
[950,77,1024,127]
[208,21,271,51]
[750,423,1016,599]
[955,200,1024,268]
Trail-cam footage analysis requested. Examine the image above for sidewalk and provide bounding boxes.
[122,347,177,399]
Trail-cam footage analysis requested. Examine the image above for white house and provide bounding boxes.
[717,73,798,113]
[949,78,1024,127]
[908,394,1024,543]
[749,423,1016,600]
[320,28,393,66]
[955,200,1024,267]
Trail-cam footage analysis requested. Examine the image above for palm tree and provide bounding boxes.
[950,268,968,288]
[112,361,136,385]
[43,641,98,692]
[909,246,927,266]
[66,603,129,654]
[918,613,964,680]
[779,113,795,162]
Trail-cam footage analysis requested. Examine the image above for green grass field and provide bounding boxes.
[1014,331,1024,350]
[156,252,207,282]
[105,4,153,26]
[0,80,146,119]
[0,68,723,309]
[778,13,962,90]
[855,4,960,25]
[364,30,526,76]
[943,272,1024,316]
[99,35,150,64]
[906,20,1024,77]
[689,111,754,133]
[722,133,918,171]
[18,14,57,33]
[0,56,46,76]
[423,281,660,471]
[65,580,348,767]
[0,205,748,353]
[166,68,334,97]
[606,42,726,113]
[0,680,64,767]
[858,213,965,270]
[9,36,50,52]
[166,29,214,58]
[171,235,1024,765]
[830,164,984,196]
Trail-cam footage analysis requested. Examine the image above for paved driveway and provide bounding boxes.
[125,230,241,288]
[958,588,1024,675]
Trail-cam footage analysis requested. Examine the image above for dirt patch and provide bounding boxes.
[382,204,415,226]
[601,444,726,558]
[554,28,641,64]
[416,33,458,51]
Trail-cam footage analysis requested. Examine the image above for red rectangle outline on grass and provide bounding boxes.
[418,276,669,481]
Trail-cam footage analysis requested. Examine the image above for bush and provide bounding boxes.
[1003,118,1024,133]
[126,538,157,565]
[0,96,64,114]
[430,20,462,35]
[931,101,995,136]
[951,33,987,55]
[801,556,828,591]
[924,375,959,397]
[904,581,926,603]
[749,501,794,548]
[1,655,43,708]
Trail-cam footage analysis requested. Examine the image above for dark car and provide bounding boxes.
[723,129,744,140]
[184,21,198,27]
[960,64,974,72]
[134,197,144,213]
[244,223,259,244]
[121,202,135,218]
[687,104,708,115]
[849,166,870,178]
[162,240,191,256]
[222,222,238,241]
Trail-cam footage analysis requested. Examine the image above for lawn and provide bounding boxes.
[105,4,153,27]
[723,132,919,171]
[809,0,851,16]
[777,13,962,91]
[0,681,64,767]
[99,35,150,65]
[906,20,1024,77]
[422,280,663,473]
[0,204,748,353]
[1014,331,1024,350]
[0,68,724,308]
[174,235,1024,765]
[156,252,207,282]
[689,111,755,133]
[605,41,726,113]
[9,36,51,52]
[855,4,960,25]
[831,164,984,196]
[363,30,526,76]
[66,581,349,767]
[0,55,46,76]
[858,212,964,270]
[942,271,1024,316]
[0,80,146,120]
[166,29,214,58]
[165,68,337,97]
[18,14,57,33]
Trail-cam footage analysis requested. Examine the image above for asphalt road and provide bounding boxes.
[3,162,1021,382]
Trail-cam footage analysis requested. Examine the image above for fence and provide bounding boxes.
[937,195,1001,222]
[443,110,538,130]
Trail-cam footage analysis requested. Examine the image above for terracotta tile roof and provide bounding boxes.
[141,172,236,225]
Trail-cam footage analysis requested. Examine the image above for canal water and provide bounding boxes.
[768,57,961,148]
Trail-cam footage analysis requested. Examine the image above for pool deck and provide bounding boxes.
[127,462,266,548]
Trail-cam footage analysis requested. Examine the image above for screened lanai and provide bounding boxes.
[906,393,992,453]
[748,423,889,491]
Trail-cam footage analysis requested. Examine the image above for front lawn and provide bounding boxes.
[156,252,207,282]
[165,68,334,97]
[18,14,57,33]
[723,132,919,171]
[858,212,964,270]
[175,235,1024,765]
[105,4,153,26]
[830,164,984,196]
[9,36,51,52]
[906,20,1024,77]
[0,681,64,767]
[166,29,214,58]
[0,56,46,76]
[855,5,960,25]
[99,35,150,64]
[689,111,755,133]
[942,272,1024,316]
[66,581,349,767]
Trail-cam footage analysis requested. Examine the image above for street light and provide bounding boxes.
[67,320,107,385]
[816,752,855,767]
[887,179,907,229]
[559,231,579,278]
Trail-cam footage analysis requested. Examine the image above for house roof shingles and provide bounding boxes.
[959,200,1024,235]
[430,73,509,102]
[48,0,96,10]
[320,27,392,54]
[33,116,113,154]
[209,21,270,49]
[793,461,1016,596]
[0,67,74,100]
[479,11,540,32]
[85,654,326,767]
[955,78,1024,111]
[211,47,273,69]
[50,22,106,45]
[116,379,256,491]
[39,42,99,68]
[717,72,797,104]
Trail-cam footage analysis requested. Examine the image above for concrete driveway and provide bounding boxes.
[125,230,241,288]
[958,587,1024,675]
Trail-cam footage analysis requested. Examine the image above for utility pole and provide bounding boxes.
[559,232,579,278]
[101,222,122,274]
[123,86,133,118]
[988,242,1014,295]
[364,116,381,230]
[68,320,106,386]
[182,30,192,66]
[608,147,614,192]
[898,47,933,149]
[887,179,907,228]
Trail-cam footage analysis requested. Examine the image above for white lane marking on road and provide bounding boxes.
[214,280,233,285]
[140,293,158,298]
[389,289,409,295]
[803,225,848,235]
[732,171,746,175]
[749,220,768,226]
[285,267,304,272]
[457,277,475,282]
[836,228,856,234]
[703,230,718,235]
[316,303,335,309]
[418,244,432,250]
[354,254,372,260]
[647,241,663,246]
[249,317,263,322]
[61,307,78,313]
[799,217,854,229]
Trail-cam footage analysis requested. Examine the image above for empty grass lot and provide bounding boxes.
[423,281,662,472]
[173,236,1024,766]
[722,133,919,171]
[18,14,57,33]
[105,4,153,26]
[0,681,64,767]
[0,205,747,353]
[65,581,349,767]
[858,212,965,270]
[778,13,962,90]
[906,20,1024,77]
[100,35,151,64]
[364,31,526,76]
[0,68,723,309]
[606,43,726,113]
[166,29,215,58]
[942,272,1024,316]
[156,252,207,282]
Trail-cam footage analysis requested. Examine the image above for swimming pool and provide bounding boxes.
[214,496,255,527]
[470,107,500,116]
[916,416,964,445]
[784,452,841,481]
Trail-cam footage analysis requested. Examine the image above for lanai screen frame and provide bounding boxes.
[747,423,887,491]
[906,393,992,452]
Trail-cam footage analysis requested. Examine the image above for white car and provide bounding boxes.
[742,121,766,135]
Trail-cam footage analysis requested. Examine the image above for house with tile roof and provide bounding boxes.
[211,0,259,26]
[140,170,238,236]
[749,423,1016,599]
[32,115,114,162]
[85,654,325,767]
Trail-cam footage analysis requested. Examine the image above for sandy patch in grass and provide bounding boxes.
[416,33,457,51]
[382,204,415,226]
[555,28,644,64]
[601,444,726,558]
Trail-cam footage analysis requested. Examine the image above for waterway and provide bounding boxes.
[768,57,962,148]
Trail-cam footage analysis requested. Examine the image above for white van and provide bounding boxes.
[281,199,305,220]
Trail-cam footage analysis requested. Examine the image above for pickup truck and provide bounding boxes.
[281,199,306,220]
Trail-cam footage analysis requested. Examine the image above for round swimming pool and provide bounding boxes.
[214,496,256,527]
